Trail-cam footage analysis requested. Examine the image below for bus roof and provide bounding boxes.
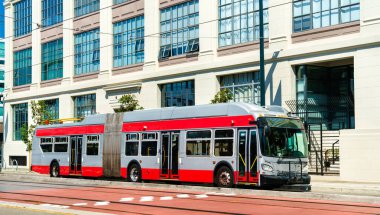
[36,103,295,129]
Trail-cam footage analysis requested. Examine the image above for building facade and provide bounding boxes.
[0,39,4,168]
[3,0,380,182]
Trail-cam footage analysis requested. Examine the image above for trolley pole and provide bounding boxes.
[259,0,265,106]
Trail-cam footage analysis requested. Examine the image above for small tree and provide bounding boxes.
[115,94,143,113]
[211,89,233,104]
[20,100,50,170]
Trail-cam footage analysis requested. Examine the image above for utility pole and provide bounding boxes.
[259,0,265,106]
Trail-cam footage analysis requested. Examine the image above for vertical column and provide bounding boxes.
[268,0,290,50]
[360,0,380,35]
[99,0,113,80]
[198,0,218,62]
[62,0,74,85]
[143,0,160,72]
[195,73,219,105]
[31,0,42,90]
[59,94,74,119]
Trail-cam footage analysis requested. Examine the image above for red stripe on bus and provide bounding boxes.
[123,115,254,132]
[82,167,103,177]
[31,165,50,175]
[179,169,214,183]
[36,125,105,136]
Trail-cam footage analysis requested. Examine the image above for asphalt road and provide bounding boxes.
[0,180,379,215]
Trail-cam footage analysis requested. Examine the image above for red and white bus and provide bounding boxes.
[32,103,310,188]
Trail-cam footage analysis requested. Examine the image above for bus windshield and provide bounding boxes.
[259,117,308,158]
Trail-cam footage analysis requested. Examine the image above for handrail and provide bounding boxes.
[11,159,18,171]
[332,140,339,165]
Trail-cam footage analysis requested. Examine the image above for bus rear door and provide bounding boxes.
[70,136,83,175]
[237,129,259,184]
[160,132,180,179]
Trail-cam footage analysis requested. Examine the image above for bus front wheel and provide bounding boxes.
[216,166,234,188]
[50,162,60,178]
[127,164,142,182]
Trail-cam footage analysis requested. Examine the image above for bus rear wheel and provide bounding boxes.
[216,166,233,188]
[127,164,141,182]
[50,162,60,178]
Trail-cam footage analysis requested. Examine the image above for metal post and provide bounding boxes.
[259,0,265,106]
[320,124,324,175]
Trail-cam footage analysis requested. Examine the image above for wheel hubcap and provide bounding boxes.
[130,168,139,181]
[52,166,58,177]
[219,171,231,186]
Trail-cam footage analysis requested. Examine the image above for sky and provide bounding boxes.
[0,0,4,38]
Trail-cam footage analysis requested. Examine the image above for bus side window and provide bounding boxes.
[186,130,211,156]
[214,129,234,157]
[54,137,68,152]
[141,132,158,156]
[40,137,53,153]
[126,133,139,156]
[86,135,99,156]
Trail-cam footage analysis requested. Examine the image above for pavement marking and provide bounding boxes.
[51,205,70,209]
[160,196,174,201]
[195,194,208,198]
[120,197,134,202]
[94,201,110,206]
[72,203,88,206]
[39,204,52,207]
[177,194,190,198]
[140,196,154,202]
[206,192,236,196]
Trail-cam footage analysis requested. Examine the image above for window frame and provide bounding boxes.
[86,135,100,156]
[40,137,54,153]
[185,129,212,157]
[54,136,69,153]
[214,129,235,157]
[125,132,140,156]
[41,38,63,81]
[140,132,158,157]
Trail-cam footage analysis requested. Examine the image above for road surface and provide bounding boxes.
[0,179,379,215]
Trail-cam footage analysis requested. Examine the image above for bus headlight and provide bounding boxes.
[261,164,274,172]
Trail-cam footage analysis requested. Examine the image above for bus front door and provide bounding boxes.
[160,132,179,179]
[70,136,83,175]
[237,129,259,184]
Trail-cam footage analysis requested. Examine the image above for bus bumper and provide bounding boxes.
[260,174,311,189]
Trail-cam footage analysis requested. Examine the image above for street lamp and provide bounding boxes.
[259,0,265,106]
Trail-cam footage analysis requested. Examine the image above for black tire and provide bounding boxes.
[127,164,142,182]
[215,166,234,188]
[50,162,60,178]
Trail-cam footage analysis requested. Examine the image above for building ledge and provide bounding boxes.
[40,78,63,88]
[291,21,360,43]
[12,84,31,93]
[112,63,144,75]
[217,40,269,57]
[159,52,199,67]
[73,72,100,82]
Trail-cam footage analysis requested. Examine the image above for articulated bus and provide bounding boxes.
[32,103,310,188]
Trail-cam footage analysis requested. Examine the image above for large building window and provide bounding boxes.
[219,0,269,47]
[159,0,199,59]
[220,72,260,105]
[74,94,96,118]
[74,0,100,17]
[293,0,360,32]
[14,0,32,37]
[74,29,100,75]
[44,99,59,121]
[42,0,63,27]
[13,103,28,141]
[113,16,144,68]
[114,0,128,5]
[161,80,195,107]
[14,48,32,87]
[42,39,63,81]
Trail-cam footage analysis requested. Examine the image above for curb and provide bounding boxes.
[1,173,380,204]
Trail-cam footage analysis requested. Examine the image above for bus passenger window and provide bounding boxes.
[141,132,158,156]
[86,135,99,156]
[126,133,139,156]
[40,137,53,153]
[186,130,211,156]
[54,137,68,153]
[214,129,234,156]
